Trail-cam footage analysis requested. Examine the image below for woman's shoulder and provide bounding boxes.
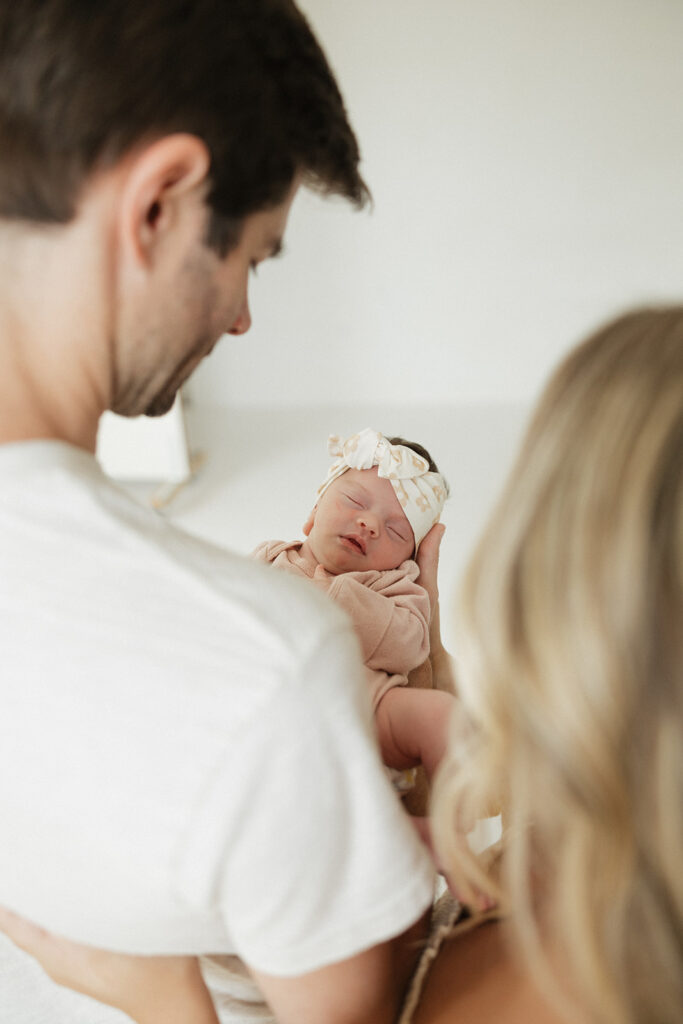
[402,897,565,1024]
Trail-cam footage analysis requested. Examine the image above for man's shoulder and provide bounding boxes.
[158,525,348,656]
[104,510,352,676]
[0,441,352,675]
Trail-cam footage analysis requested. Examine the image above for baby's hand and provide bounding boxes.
[311,565,337,590]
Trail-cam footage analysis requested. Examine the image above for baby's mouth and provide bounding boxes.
[341,534,366,555]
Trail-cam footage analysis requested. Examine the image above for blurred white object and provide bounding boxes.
[96,393,191,483]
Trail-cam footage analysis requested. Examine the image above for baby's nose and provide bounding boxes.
[358,513,378,536]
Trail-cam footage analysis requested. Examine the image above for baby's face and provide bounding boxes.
[303,467,415,574]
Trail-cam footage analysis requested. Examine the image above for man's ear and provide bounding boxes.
[117,133,211,271]
[302,508,317,536]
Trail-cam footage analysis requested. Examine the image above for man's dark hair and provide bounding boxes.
[0,0,370,253]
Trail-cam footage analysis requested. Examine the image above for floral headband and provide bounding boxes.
[317,428,448,550]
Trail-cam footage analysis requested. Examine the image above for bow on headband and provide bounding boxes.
[317,429,448,550]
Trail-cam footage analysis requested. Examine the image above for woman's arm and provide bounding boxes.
[0,907,219,1024]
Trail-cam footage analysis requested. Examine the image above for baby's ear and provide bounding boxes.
[302,508,316,536]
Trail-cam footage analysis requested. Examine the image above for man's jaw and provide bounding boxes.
[143,331,220,417]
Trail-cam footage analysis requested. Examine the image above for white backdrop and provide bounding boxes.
[189,0,683,409]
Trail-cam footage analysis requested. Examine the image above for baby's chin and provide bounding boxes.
[320,552,401,575]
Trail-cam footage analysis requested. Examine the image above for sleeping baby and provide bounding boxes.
[253,428,456,804]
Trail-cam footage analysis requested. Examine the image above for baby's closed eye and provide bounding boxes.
[344,491,365,508]
[388,524,409,541]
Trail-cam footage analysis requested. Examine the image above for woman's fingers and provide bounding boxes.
[416,523,445,612]
[417,523,445,576]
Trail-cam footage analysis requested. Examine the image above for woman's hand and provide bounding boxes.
[0,907,220,1024]
[416,524,457,696]
[415,523,444,617]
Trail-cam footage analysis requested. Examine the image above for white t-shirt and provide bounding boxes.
[0,441,433,1021]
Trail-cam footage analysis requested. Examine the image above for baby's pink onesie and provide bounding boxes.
[252,540,430,709]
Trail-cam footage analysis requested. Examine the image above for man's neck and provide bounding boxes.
[0,219,111,451]
[0,326,105,453]
[0,375,102,451]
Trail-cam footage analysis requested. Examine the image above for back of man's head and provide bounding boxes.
[0,0,369,253]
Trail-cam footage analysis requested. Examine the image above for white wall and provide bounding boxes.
[188,0,683,410]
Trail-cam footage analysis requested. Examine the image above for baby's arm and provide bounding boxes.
[376,691,497,912]
[325,571,430,676]
[374,686,455,782]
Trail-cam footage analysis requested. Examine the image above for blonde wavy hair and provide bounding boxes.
[432,307,683,1023]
